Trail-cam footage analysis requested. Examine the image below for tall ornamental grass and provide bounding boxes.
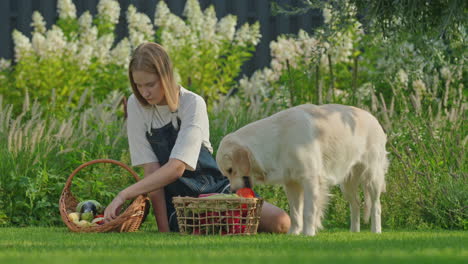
[0,91,132,226]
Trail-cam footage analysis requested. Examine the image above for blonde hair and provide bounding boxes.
[129,42,179,112]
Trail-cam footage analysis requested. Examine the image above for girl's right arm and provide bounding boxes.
[143,162,170,232]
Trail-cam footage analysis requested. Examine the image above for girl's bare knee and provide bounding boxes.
[275,211,291,233]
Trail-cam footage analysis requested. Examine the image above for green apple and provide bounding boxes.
[80,211,94,222]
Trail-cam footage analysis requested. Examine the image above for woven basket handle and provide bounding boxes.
[64,159,141,190]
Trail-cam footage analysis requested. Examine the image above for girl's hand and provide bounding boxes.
[104,192,126,223]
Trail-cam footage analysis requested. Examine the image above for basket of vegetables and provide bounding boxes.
[172,188,263,235]
[59,159,150,233]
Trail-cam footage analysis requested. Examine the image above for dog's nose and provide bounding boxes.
[243,176,251,188]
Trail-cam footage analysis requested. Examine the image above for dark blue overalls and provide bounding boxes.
[146,118,230,231]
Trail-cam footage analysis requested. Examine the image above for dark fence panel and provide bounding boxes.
[0,0,322,76]
[0,1,12,60]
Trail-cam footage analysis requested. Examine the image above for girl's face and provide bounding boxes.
[132,70,167,105]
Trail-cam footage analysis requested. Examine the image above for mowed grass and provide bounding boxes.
[0,227,466,264]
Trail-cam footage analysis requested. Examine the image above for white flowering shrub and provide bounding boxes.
[236,0,465,115]
[2,0,260,113]
[3,0,129,115]
[0,59,11,97]
[234,1,364,112]
[154,0,260,105]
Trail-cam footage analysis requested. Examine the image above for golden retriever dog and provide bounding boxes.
[216,104,388,236]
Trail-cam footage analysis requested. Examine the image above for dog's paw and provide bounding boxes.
[287,227,302,235]
[303,226,317,236]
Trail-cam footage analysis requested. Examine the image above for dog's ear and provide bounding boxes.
[232,145,251,176]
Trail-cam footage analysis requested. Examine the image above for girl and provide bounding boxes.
[104,42,290,233]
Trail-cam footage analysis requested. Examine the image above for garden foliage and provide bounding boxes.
[212,1,467,229]
[1,0,259,115]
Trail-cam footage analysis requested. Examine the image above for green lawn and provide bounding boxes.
[0,226,466,264]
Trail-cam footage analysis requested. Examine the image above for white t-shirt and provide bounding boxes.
[127,86,213,171]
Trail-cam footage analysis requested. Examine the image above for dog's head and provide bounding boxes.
[216,136,259,192]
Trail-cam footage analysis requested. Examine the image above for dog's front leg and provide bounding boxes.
[284,182,303,235]
[302,177,322,236]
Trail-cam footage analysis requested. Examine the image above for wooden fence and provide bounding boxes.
[0,0,322,76]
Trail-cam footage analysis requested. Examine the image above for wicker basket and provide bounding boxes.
[59,159,150,233]
[173,196,263,235]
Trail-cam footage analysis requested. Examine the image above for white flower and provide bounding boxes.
[79,11,93,31]
[412,79,426,94]
[129,29,146,48]
[32,32,47,57]
[239,67,279,103]
[201,6,217,41]
[327,30,354,63]
[0,59,11,71]
[357,82,373,101]
[323,7,332,24]
[440,66,451,80]
[45,26,67,56]
[66,42,78,55]
[57,0,77,19]
[166,14,190,38]
[335,89,349,98]
[159,13,190,51]
[80,26,98,45]
[270,35,303,72]
[216,15,237,42]
[97,0,120,25]
[397,69,408,87]
[261,67,279,83]
[183,0,203,33]
[270,60,282,73]
[234,22,261,47]
[31,11,47,34]
[127,5,155,47]
[12,30,32,62]
[297,30,319,59]
[154,1,171,27]
[93,34,114,63]
[320,53,329,67]
[161,30,178,49]
[76,45,93,69]
[110,38,131,67]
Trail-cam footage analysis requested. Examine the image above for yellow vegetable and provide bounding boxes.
[76,220,93,227]
[68,212,80,223]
